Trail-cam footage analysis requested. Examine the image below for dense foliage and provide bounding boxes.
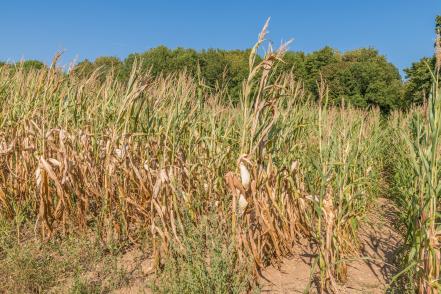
[69,46,404,111]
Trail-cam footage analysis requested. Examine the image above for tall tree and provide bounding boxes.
[403,15,441,105]
[304,47,340,95]
[321,48,403,111]
[404,57,434,105]
[19,60,46,71]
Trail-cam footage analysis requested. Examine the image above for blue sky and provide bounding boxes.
[1,1,440,75]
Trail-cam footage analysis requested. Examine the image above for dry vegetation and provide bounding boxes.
[0,21,440,293]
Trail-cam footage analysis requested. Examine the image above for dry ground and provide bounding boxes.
[260,198,402,293]
[0,198,402,293]
[69,198,402,293]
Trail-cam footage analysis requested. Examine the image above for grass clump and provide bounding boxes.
[0,216,134,293]
[0,242,56,293]
[153,212,255,294]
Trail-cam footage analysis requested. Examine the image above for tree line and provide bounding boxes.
[3,17,441,112]
[72,46,409,112]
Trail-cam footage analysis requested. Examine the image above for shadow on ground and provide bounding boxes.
[260,198,403,294]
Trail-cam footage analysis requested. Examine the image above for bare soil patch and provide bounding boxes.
[260,198,402,293]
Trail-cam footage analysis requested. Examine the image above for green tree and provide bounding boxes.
[276,51,307,80]
[403,57,434,105]
[169,47,199,75]
[19,60,46,71]
[71,59,95,78]
[94,56,122,80]
[121,46,199,80]
[72,57,122,80]
[403,15,440,105]
[222,50,250,99]
[304,47,340,94]
[94,56,121,70]
[321,48,403,111]
[199,49,230,88]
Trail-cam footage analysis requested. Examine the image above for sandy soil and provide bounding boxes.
[260,198,402,293]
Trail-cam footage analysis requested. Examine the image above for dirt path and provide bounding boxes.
[260,198,402,293]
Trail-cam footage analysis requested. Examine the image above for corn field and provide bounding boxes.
[0,22,440,293]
